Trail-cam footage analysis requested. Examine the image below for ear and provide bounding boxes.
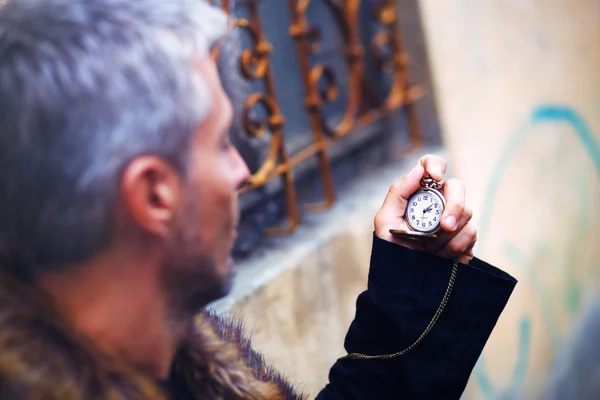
[120,156,182,237]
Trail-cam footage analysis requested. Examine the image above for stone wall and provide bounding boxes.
[417,0,600,398]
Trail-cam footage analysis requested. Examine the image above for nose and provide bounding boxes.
[232,147,251,190]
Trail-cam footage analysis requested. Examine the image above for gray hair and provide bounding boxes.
[0,0,228,278]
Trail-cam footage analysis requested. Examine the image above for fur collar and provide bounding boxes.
[0,272,306,399]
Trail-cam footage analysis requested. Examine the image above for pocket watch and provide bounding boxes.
[390,174,446,240]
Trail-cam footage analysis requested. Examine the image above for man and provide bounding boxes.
[0,0,516,399]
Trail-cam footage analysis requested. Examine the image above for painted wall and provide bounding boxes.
[416,0,600,398]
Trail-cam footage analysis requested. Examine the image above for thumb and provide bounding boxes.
[380,164,424,216]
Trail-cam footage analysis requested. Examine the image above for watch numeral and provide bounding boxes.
[436,210,440,215]
[413,202,417,206]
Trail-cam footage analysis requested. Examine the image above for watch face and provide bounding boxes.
[406,189,444,233]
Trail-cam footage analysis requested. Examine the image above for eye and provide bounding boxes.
[221,135,232,151]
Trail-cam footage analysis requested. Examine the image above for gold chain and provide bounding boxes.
[338,259,458,361]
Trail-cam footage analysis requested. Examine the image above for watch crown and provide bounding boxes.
[421,174,443,190]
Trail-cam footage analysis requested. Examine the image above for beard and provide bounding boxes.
[160,197,234,326]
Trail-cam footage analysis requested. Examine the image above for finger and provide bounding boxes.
[378,164,424,217]
[418,154,447,182]
[423,206,473,253]
[436,222,477,260]
[457,242,476,264]
[440,178,466,232]
[457,250,474,265]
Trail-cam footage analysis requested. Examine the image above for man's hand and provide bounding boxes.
[374,154,476,264]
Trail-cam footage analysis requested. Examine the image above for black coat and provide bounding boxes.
[315,235,517,399]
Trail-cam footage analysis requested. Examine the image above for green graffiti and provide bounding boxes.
[473,105,600,399]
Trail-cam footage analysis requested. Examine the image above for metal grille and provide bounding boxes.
[210,0,425,256]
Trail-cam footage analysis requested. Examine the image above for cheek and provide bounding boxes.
[201,154,239,195]
[191,153,239,225]
[194,177,234,232]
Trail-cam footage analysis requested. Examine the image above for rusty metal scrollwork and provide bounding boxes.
[208,0,423,236]
[211,0,300,234]
[370,0,424,146]
[289,0,363,139]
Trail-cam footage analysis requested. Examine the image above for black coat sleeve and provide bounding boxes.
[316,234,517,400]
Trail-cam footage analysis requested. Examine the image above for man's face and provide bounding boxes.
[162,59,250,315]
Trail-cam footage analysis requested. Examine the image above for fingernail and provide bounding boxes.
[445,216,457,230]
[433,166,443,179]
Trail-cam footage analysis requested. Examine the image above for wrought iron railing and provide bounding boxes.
[210,0,425,256]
